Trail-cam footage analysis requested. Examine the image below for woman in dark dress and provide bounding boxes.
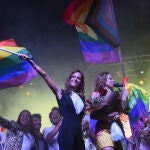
[18,54,85,150]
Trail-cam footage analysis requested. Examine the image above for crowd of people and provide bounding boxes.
[0,54,150,150]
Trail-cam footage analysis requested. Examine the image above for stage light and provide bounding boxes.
[29,82,33,86]
[26,91,30,96]
[140,70,144,74]
[139,80,144,85]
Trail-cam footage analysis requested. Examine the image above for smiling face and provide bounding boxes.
[50,109,62,126]
[105,74,114,89]
[19,111,31,126]
[65,70,84,94]
[69,72,82,89]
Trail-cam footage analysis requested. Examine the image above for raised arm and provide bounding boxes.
[121,86,128,111]
[45,120,62,143]
[18,54,62,99]
[0,116,20,131]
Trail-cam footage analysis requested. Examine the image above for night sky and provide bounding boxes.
[0,0,150,128]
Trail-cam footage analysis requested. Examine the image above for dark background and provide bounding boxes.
[0,0,150,128]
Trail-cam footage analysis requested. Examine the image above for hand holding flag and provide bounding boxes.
[0,47,33,60]
[18,53,31,60]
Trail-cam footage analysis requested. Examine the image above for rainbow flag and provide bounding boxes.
[126,83,150,139]
[63,0,120,63]
[0,39,37,90]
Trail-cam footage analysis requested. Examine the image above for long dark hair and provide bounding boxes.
[17,110,38,149]
[17,110,34,133]
[65,70,85,96]
[93,71,109,92]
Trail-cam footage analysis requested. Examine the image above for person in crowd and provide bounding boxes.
[88,71,128,150]
[0,110,38,150]
[31,113,48,150]
[139,112,150,150]
[18,54,86,150]
[43,107,62,150]
[82,118,96,150]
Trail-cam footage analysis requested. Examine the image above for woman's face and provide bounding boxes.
[20,111,31,126]
[105,74,114,89]
[69,72,82,89]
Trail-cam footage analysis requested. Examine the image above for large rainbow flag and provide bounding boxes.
[0,39,37,90]
[126,83,150,139]
[63,0,120,63]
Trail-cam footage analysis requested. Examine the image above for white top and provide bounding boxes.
[84,138,96,150]
[21,133,35,150]
[43,125,59,150]
[70,92,84,114]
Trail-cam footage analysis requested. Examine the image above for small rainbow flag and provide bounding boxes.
[126,83,150,139]
[0,39,37,90]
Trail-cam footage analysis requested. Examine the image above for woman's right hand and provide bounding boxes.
[18,53,29,59]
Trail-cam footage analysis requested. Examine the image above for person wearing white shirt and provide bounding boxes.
[43,107,62,150]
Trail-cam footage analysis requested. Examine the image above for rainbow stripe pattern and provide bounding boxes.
[0,39,37,90]
[63,0,120,63]
[126,83,150,139]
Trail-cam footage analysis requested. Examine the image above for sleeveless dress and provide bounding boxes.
[57,90,85,150]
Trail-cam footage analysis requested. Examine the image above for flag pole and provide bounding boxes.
[0,47,19,55]
[111,0,126,77]
[0,48,32,59]
[118,46,125,77]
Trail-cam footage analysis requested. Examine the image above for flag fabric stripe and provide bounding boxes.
[0,63,37,90]
[80,41,113,53]
[89,0,119,46]
[0,39,17,47]
[126,83,150,139]
[63,0,120,63]
[0,61,36,80]
[0,55,21,69]
[82,51,119,63]
[0,46,31,59]
[0,47,30,69]
[63,0,93,25]
[128,99,148,126]
[76,25,120,63]
[0,39,37,90]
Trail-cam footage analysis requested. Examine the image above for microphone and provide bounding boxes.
[113,83,123,87]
